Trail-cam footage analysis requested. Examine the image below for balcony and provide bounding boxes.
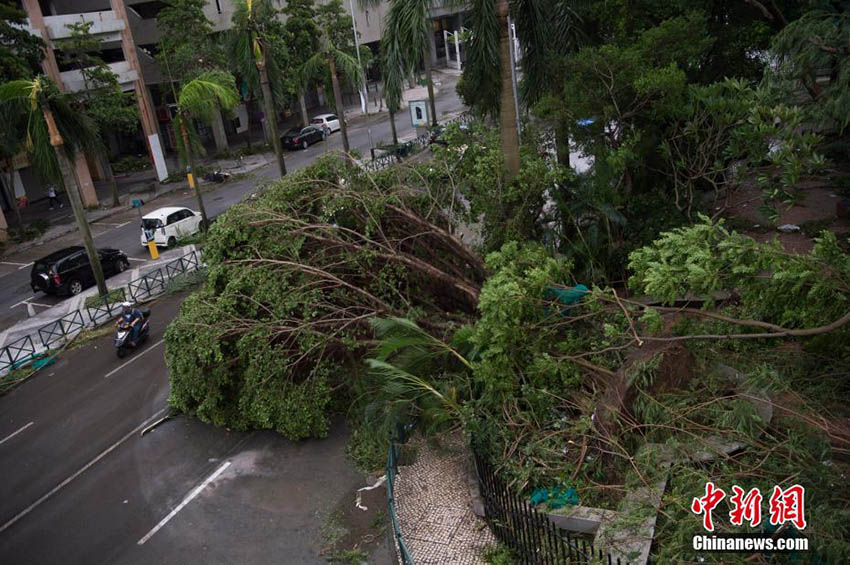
[60,60,138,92]
[43,10,125,43]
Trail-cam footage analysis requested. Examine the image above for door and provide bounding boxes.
[185,210,200,232]
[328,115,339,132]
[166,211,181,239]
[65,252,90,286]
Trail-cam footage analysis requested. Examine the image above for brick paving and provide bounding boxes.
[393,432,496,564]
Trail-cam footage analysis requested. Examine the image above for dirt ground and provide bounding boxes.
[319,480,394,564]
[724,176,850,254]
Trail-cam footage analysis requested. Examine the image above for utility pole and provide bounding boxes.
[507,15,521,146]
[348,0,374,151]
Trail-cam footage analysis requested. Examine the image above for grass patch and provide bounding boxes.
[482,543,518,565]
[66,324,115,352]
[85,288,126,309]
[0,364,37,396]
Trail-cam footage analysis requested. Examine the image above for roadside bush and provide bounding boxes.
[111,154,151,174]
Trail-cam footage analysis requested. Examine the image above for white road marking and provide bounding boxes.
[0,421,34,447]
[104,339,165,379]
[137,461,232,545]
[0,408,168,534]
[0,261,29,266]
[127,257,149,262]
[9,298,53,309]
[17,262,34,270]
[113,221,131,229]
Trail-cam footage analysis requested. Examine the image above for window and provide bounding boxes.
[182,209,195,219]
[64,253,87,270]
[329,115,338,121]
[166,212,180,225]
[142,218,162,230]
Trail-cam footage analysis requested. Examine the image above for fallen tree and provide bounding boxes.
[165,157,486,439]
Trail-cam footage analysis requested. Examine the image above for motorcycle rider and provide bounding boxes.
[118,301,144,346]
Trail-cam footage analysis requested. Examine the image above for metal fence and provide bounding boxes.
[473,452,629,565]
[86,288,127,326]
[0,335,36,373]
[38,310,85,349]
[387,425,414,564]
[0,248,204,376]
[364,111,474,173]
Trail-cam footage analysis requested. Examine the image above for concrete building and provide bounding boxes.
[1,0,467,236]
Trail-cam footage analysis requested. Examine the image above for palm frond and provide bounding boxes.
[463,0,500,117]
[178,70,240,123]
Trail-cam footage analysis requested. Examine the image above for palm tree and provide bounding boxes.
[380,3,408,146]
[359,0,439,128]
[464,0,580,180]
[174,70,241,229]
[303,33,363,153]
[230,0,288,177]
[0,77,108,295]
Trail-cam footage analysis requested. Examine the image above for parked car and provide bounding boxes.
[310,113,341,133]
[31,246,129,296]
[140,206,202,248]
[282,125,326,150]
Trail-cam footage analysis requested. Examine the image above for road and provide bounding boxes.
[0,291,386,564]
[0,86,466,332]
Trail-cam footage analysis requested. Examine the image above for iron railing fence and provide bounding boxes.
[86,288,127,326]
[386,424,414,564]
[38,310,85,349]
[473,452,629,565]
[0,335,36,373]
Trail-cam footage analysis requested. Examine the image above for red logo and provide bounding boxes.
[769,485,807,530]
[692,483,807,531]
[729,486,763,527]
[691,482,726,532]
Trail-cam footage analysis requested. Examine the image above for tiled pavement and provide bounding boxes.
[394,432,495,564]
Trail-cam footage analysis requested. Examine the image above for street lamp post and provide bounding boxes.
[348,0,374,152]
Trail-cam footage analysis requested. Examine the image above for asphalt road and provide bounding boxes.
[0,291,382,564]
[0,86,466,332]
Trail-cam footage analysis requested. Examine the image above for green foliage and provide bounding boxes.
[56,22,139,135]
[628,215,850,328]
[482,543,517,565]
[111,155,151,174]
[228,0,291,108]
[0,0,44,82]
[769,8,850,133]
[0,76,101,185]
[431,122,559,253]
[157,0,227,91]
[165,155,483,439]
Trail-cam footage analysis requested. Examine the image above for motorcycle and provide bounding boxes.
[114,308,151,358]
[202,169,231,183]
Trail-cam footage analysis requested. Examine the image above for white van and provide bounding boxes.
[140,206,202,248]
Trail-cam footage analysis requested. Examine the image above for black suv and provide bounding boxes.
[30,247,130,296]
